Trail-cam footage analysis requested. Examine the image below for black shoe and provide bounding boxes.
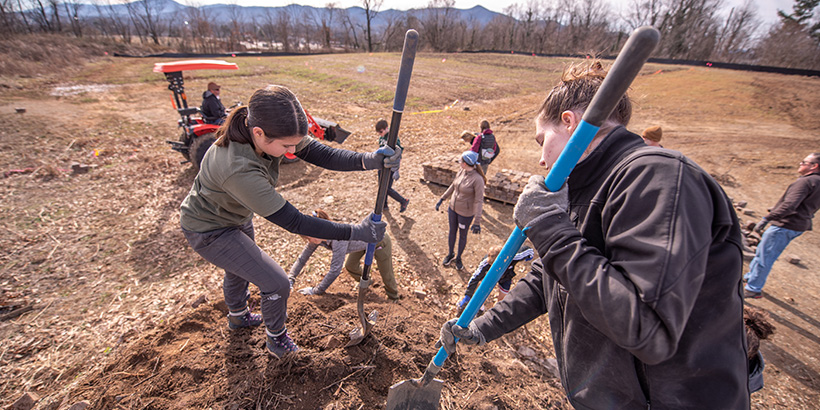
[400,199,410,213]
[442,253,455,267]
[454,258,464,271]
[744,289,762,299]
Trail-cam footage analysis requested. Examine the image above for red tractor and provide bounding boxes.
[154,59,351,171]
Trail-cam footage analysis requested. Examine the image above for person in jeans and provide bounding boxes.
[435,150,486,271]
[744,153,820,298]
[288,209,399,300]
[376,119,409,212]
[438,60,749,409]
[180,85,400,358]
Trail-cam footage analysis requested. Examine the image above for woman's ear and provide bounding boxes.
[561,111,580,132]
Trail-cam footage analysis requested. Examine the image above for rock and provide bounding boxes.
[9,392,39,410]
[191,294,208,308]
[735,200,747,208]
[322,195,334,204]
[15,107,26,114]
[413,290,427,299]
[787,255,801,264]
[517,345,537,358]
[71,162,90,175]
[742,209,755,216]
[67,401,91,410]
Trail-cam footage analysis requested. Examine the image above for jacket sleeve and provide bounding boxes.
[472,176,485,223]
[440,172,458,202]
[525,157,721,365]
[470,135,481,153]
[289,242,319,280]
[765,178,811,221]
[473,259,550,342]
[313,240,349,294]
[296,139,364,171]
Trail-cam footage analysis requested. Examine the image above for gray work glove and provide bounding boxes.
[392,169,400,180]
[288,275,296,288]
[298,286,320,295]
[362,145,402,170]
[513,175,569,229]
[435,199,443,211]
[471,224,481,234]
[349,213,387,243]
[435,318,486,356]
[754,218,769,235]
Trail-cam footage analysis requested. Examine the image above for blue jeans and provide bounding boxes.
[744,225,802,292]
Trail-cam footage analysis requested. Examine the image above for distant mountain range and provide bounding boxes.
[75,0,505,29]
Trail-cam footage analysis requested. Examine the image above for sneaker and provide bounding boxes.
[266,330,300,359]
[454,258,464,271]
[744,290,762,299]
[400,199,410,213]
[227,309,263,330]
[442,253,455,267]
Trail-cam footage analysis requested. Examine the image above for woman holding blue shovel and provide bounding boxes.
[436,59,750,409]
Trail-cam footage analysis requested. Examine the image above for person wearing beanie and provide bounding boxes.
[435,151,486,271]
[641,125,663,147]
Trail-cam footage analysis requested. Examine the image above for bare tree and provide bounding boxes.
[621,0,664,29]
[63,0,83,37]
[713,0,758,62]
[275,7,294,52]
[317,3,337,50]
[656,0,723,59]
[361,0,383,52]
[756,0,820,69]
[128,0,163,44]
[48,0,61,32]
[339,8,360,49]
[420,0,459,52]
[31,0,54,32]
[1,0,20,34]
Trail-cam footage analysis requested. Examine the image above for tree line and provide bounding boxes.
[1,0,818,70]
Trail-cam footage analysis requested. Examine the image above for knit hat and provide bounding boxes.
[642,126,662,142]
[462,150,479,166]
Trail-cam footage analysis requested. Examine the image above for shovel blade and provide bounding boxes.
[386,378,443,410]
[346,310,377,347]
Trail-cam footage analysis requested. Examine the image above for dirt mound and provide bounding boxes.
[48,290,564,410]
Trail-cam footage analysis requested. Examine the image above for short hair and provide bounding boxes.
[486,245,503,265]
[375,119,389,132]
[480,120,490,131]
[537,60,632,127]
[809,153,820,164]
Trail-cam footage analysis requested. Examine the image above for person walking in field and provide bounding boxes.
[435,150,486,271]
[179,85,401,359]
[376,119,409,212]
[288,209,399,300]
[438,61,750,409]
[744,153,820,298]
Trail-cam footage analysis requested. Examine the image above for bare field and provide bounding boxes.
[1,52,819,409]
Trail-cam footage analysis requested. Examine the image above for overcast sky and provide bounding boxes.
[186,0,794,26]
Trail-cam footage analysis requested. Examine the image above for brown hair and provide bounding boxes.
[744,305,775,360]
[537,61,632,127]
[480,120,490,131]
[375,119,389,133]
[214,85,309,148]
[486,245,503,265]
[299,208,331,241]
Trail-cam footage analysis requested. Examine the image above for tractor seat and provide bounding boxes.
[177,107,200,117]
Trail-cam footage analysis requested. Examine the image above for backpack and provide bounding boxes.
[478,132,498,163]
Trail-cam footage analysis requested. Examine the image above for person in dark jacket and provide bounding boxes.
[744,153,820,298]
[438,61,750,409]
[201,82,226,125]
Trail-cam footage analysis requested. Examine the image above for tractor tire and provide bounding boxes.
[190,132,216,172]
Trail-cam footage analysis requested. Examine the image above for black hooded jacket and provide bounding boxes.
[201,90,225,124]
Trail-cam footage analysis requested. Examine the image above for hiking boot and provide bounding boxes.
[454,257,464,271]
[744,289,762,299]
[266,329,300,359]
[400,199,410,213]
[442,253,455,267]
[227,308,263,330]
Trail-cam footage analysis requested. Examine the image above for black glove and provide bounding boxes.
[362,146,402,170]
[435,318,486,356]
[435,199,443,211]
[754,218,769,235]
[471,224,481,234]
[349,213,387,243]
[513,175,569,229]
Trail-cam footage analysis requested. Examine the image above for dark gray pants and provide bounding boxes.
[182,221,290,332]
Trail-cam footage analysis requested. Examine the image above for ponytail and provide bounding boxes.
[474,164,487,184]
[214,106,254,148]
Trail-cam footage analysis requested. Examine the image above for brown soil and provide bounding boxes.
[1,51,819,410]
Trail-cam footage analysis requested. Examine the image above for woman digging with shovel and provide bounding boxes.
[180,85,399,359]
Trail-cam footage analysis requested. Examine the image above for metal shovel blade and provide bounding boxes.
[346,309,377,347]
[386,377,444,410]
